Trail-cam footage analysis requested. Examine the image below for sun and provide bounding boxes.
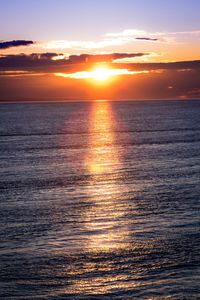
[90,67,111,81]
[55,66,148,81]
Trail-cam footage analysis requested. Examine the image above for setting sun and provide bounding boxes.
[90,67,111,81]
[54,67,148,81]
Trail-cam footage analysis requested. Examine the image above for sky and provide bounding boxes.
[0,0,200,101]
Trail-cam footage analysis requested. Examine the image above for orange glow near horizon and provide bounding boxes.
[54,67,149,82]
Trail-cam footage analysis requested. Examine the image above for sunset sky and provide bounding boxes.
[1,0,200,101]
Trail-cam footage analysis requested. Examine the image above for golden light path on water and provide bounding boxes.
[83,100,130,253]
[54,100,144,297]
[63,100,136,296]
[87,100,120,174]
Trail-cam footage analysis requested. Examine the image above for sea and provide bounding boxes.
[0,100,200,299]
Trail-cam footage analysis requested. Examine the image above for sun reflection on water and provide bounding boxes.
[86,100,119,174]
[83,100,129,252]
[55,101,135,296]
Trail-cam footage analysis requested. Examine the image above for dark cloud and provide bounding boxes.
[0,40,34,49]
[39,52,59,59]
[67,53,149,63]
[0,52,148,72]
[135,37,158,41]
[0,52,200,76]
[115,60,200,71]
[0,53,62,69]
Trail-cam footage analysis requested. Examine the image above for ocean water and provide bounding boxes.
[0,100,200,300]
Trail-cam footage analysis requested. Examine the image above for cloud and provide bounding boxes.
[0,53,60,69]
[105,29,147,37]
[0,52,200,81]
[0,40,34,49]
[0,52,148,73]
[104,28,200,45]
[163,30,200,36]
[44,38,128,50]
[0,70,46,77]
[67,53,149,63]
[37,28,200,52]
[114,60,200,71]
[135,37,158,41]
[43,29,163,51]
[104,29,161,42]
[106,28,200,38]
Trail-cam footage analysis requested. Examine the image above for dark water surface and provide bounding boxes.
[0,100,200,299]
